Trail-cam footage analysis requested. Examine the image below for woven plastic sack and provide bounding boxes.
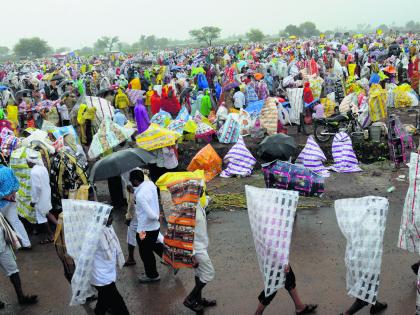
[262,160,325,197]
[187,144,222,181]
[368,84,387,122]
[245,185,299,297]
[163,179,202,270]
[136,123,181,151]
[335,196,389,304]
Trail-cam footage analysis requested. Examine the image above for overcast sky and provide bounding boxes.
[1,0,418,49]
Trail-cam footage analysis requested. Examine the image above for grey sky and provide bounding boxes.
[1,0,418,49]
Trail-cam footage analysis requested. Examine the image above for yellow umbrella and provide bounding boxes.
[289,35,297,40]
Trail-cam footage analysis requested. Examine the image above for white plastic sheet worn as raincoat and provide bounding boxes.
[397,152,420,313]
[62,199,113,306]
[245,185,299,297]
[335,196,389,304]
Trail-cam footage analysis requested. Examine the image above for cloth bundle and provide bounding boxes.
[217,114,240,144]
[150,109,172,127]
[296,136,330,177]
[163,178,202,270]
[330,132,362,173]
[262,160,325,197]
[287,88,304,125]
[88,118,134,159]
[259,98,278,135]
[193,113,215,143]
[335,196,389,304]
[245,185,299,297]
[220,137,256,178]
[125,89,144,105]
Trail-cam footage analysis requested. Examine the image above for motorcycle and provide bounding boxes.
[314,111,364,142]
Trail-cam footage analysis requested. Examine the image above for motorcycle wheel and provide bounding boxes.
[314,124,331,142]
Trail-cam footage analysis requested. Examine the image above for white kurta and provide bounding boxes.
[30,165,52,223]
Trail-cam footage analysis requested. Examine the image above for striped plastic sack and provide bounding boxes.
[220,137,256,178]
[330,132,362,173]
[368,84,387,122]
[296,136,330,177]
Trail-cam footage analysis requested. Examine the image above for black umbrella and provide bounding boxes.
[257,133,298,161]
[89,148,156,182]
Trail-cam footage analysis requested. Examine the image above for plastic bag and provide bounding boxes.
[187,144,222,181]
[368,84,387,122]
[197,73,209,90]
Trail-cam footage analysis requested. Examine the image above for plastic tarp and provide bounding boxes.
[245,185,299,297]
[335,196,389,304]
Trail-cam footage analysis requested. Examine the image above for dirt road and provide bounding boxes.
[0,163,417,315]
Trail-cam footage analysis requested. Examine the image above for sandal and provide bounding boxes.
[370,302,387,314]
[39,239,53,245]
[296,304,318,315]
[18,295,38,305]
[0,301,4,309]
[201,298,217,307]
[123,261,136,267]
[183,298,204,314]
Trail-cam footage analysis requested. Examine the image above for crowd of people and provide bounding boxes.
[0,32,419,314]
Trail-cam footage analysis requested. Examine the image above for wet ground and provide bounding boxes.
[0,159,418,315]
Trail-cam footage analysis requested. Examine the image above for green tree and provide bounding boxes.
[406,20,420,32]
[189,26,221,46]
[284,24,302,37]
[0,46,10,58]
[299,21,320,37]
[75,46,93,56]
[246,28,265,42]
[157,37,169,49]
[93,36,120,53]
[14,37,52,58]
[55,47,70,53]
[117,42,131,53]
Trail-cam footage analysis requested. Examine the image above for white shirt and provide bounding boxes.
[30,165,52,213]
[134,181,160,232]
[233,91,245,109]
[90,227,117,286]
[193,204,209,253]
[56,103,70,121]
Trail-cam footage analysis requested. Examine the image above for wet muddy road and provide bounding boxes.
[0,165,417,315]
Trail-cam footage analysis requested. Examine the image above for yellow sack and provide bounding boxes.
[136,123,181,151]
[321,95,336,118]
[187,144,222,182]
[368,84,387,122]
[394,84,413,108]
[6,105,18,125]
[348,64,356,77]
[77,104,87,125]
[156,170,207,207]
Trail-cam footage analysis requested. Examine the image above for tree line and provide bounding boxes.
[1,20,419,60]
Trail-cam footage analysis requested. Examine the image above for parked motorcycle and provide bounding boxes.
[314,111,364,142]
